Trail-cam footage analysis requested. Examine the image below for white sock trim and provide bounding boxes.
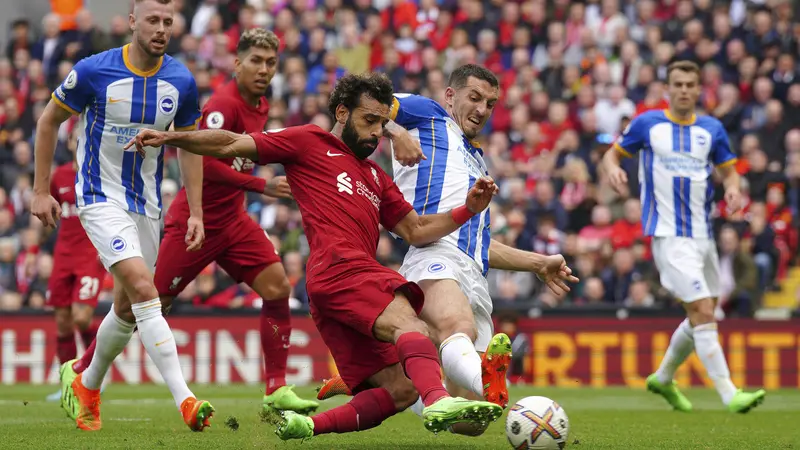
[132,298,162,322]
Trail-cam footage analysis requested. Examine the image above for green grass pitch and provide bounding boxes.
[1,384,797,449]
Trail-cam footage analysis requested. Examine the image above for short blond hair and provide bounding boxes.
[237,28,280,55]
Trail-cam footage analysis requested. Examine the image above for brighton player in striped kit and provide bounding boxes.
[604,60,766,413]
[31,0,214,431]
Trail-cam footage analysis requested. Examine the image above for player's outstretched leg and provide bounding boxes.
[378,294,502,433]
[48,307,78,402]
[252,265,319,414]
[688,299,766,413]
[647,318,694,412]
[131,295,215,430]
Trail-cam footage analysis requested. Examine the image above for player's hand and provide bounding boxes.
[264,176,292,199]
[124,129,167,157]
[725,187,742,214]
[185,216,205,252]
[607,166,628,195]
[466,176,498,214]
[31,193,62,228]
[535,254,580,296]
[391,131,426,167]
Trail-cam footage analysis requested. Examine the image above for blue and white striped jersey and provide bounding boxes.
[390,94,491,276]
[613,109,737,238]
[51,44,201,219]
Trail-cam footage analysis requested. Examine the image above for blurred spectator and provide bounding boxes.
[718,226,758,318]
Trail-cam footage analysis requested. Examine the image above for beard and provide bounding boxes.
[342,117,379,160]
[138,35,167,58]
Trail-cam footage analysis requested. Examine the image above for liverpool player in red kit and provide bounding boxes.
[67,29,318,414]
[46,133,105,402]
[128,73,503,440]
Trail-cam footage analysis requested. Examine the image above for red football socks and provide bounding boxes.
[56,335,77,365]
[80,324,98,349]
[260,298,291,395]
[312,387,396,435]
[72,338,96,373]
[396,332,449,407]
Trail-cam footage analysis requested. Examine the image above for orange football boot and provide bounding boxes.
[180,397,215,432]
[72,373,102,431]
[316,375,352,401]
[481,333,512,409]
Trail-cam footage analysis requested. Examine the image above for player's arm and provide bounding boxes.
[384,120,424,167]
[603,116,646,194]
[129,129,259,159]
[173,79,205,251]
[127,128,298,165]
[33,63,92,227]
[712,125,742,213]
[388,177,497,247]
[488,240,578,295]
[388,94,436,167]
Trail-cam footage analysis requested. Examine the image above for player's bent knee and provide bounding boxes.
[261,277,291,300]
[436,320,477,345]
[54,309,74,335]
[114,301,135,323]
[686,298,716,326]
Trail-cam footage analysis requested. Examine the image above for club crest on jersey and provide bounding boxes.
[64,70,78,89]
[110,236,127,253]
[428,263,446,273]
[371,167,380,185]
[206,111,224,129]
[159,95,176,114]
[696,134,707,146]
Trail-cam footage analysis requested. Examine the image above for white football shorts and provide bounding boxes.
[400,241,493,352]
[651,236,720,303]
[79,203,160,271]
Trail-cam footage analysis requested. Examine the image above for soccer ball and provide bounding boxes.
[505,396,570,450]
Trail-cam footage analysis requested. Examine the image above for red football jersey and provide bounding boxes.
[166,80,269,229]
[250,125,414,276]
[50,163,96,258]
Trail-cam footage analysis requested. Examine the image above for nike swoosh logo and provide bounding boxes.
[108,97,125,104]
[327,150,344,157]
[59,187,71,194]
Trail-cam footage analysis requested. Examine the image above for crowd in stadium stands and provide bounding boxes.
[0,0,799,317]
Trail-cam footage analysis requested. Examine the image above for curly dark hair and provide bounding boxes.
[327,73,394,117]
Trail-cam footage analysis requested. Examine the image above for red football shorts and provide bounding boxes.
[47,253,106,308]
[306,256,424,393]
[155,214,282,296]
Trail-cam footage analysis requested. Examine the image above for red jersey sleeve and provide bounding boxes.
[202,158,267,193]
[50,171,60,203]
[378,168,414,231]
[250,127,304,165]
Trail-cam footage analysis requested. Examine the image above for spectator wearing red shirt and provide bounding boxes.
[381,0,418,32]
[579,205,614,253]
[540,100,575,149]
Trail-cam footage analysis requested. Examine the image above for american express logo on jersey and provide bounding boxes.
[111,126,142,144]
